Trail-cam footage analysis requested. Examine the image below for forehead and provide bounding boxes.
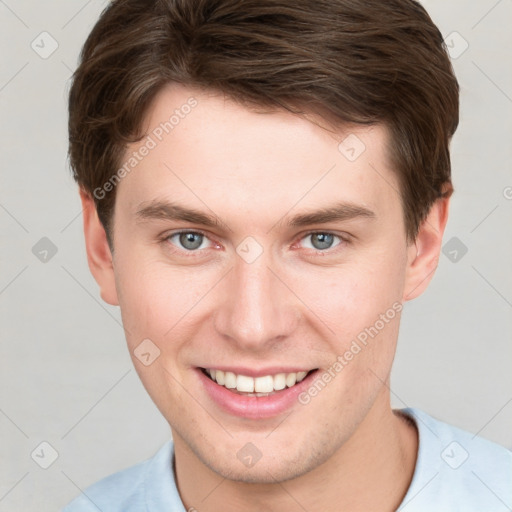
[115,83,401,230]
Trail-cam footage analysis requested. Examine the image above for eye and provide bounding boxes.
[299,232,344,252]
[166,231,212,251]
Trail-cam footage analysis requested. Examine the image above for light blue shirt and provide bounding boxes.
[63,408,512,511]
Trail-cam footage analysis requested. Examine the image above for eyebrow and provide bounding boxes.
[135,199,376,230]
[135,200,225,229]
[283,202,375,227]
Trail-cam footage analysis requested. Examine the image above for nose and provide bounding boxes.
[213,252,300,351]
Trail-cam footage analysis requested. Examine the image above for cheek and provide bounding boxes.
[114,254,219,352]
[112,257,208,412]
[113,254,179,343]
[301,260,404,335]
[292,250,406,379]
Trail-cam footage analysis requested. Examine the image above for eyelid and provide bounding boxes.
[162,229,218,254]
[161,229,349,255]
[293,230,349,253]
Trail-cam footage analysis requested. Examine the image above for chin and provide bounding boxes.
[205,456,310,484]
[192,434,336,485]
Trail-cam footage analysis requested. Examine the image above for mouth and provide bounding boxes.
[197,366,319,419]
[200,367,316,396]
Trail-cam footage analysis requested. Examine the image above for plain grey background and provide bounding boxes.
[0,0,511,510]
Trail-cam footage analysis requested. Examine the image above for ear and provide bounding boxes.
[79,189,119,306]
[403,195,450,301]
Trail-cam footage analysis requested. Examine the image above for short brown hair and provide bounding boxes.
[68,0,459,244]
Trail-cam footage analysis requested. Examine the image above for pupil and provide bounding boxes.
[180,232,202,250]
[312,233,333,250]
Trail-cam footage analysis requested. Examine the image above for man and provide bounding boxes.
[64,0,511,510]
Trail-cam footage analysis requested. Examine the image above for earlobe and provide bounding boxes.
[403,195,450,301]
[79,189,119,306]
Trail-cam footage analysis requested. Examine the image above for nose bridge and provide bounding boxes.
[214,252,298,349]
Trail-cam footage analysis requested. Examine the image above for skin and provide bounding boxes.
[81,83,449,511]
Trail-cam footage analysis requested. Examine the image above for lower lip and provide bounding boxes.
[197,368,318,419]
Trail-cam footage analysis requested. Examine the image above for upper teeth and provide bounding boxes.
[206,369,309,393]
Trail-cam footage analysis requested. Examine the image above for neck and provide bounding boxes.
[173,389,418,512]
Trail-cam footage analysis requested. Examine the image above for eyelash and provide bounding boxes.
[160,229,350,257]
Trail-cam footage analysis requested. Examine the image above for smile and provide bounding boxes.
[198,366,319,418]
[201,368,314,396]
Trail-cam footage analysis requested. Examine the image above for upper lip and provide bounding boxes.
[199,366,317,377]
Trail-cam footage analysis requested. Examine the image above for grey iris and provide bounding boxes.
[311,233,334,250]
[180,232,203,250]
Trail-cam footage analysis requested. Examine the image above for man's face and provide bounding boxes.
[108,84,413,482]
